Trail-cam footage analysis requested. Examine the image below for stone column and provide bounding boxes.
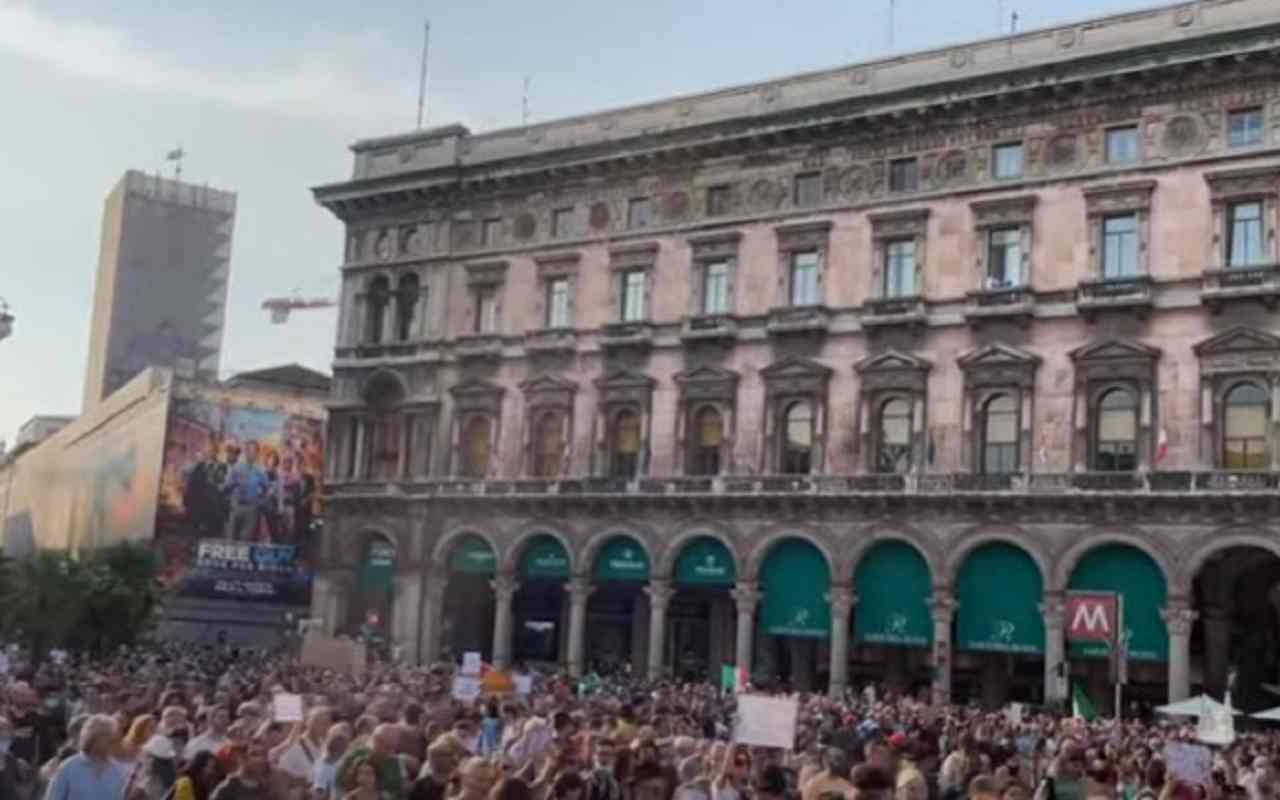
[1041,593,1067,705]
[1161,602,1198,703]
[1202,606,1232,695]
[419,568,448,665]
[566,578,593,678]
[646,580,674,680]
[730,583,761,683]
[827,586,857,698]
[491,574,520,670]
[929,594,956,706]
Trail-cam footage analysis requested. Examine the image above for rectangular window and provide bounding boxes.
[889,158,919,193]
[706,185,731,217]
[474,287,498,333]
[1228,108,1264,149]
[702,261,730,315]
[794,172,821,207]
[551,207,574,239]
[621,270,646,321]
[1227,201,1266,267]
[627,197,651,229]
[884,239,918,297]
[992,143,1024,180]
[789,251,820,306]
[481,218,502,247]
[1105,126,1140,165]
[546,278,570,328]
[986,228,1023,287]
[1101,214,1139,278]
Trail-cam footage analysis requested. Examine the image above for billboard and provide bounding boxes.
[155,394,324,604]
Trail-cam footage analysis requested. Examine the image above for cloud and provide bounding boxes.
[0,2,449,130]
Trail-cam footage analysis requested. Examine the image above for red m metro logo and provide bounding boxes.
[1066,592,1118,642]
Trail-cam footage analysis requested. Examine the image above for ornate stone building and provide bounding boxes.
[312,0,1280,709]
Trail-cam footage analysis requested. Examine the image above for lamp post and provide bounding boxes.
[0,298,12,342]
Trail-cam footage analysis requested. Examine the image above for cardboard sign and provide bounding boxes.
[1196,698,1236,746]
[1066,592,1118,643]
[734,695,798,749]
[1006,703,1024,726]
[273,693,304,722]
[462,651,482,676]
[453,676,482,702]
[301,634,364,676]
[514,674,533,696]
[1165,742,1212,786]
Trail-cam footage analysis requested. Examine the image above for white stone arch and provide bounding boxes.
[578,526,658,580]
[361,368,409,409]
[1051,531,1175,594]
[1175,527,1280,597]
[502,526,578,576]
[654,522,743,581]
[743,528,837,584]
[430,525,503,572]
[945,527,1051,589]
[839,525,941,590]
[342,524,404,567]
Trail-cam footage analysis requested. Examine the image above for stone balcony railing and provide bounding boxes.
[454,333,504,362]
[963,286,1035,327]
[861,295,927,330]
[766,305,830,337]
[680,314,738,344]
[523,327,578,355]
[1075,275,1154,320]
[1200,263,1280,312]
[327,470,1280,499]
[599,320,654,351]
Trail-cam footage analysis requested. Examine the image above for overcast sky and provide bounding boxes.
[0,0,1181,444]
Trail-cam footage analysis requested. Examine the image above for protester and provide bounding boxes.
[171,750,222,800]
[43,714,129,799]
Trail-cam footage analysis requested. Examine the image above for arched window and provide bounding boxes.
[1094,388,1137,472]
[611,410,642,478]
[365,276,391,344]
[780,401,814,474]
[876,398,913,473]
[689,406,723,476]
[981,394,1019,474]
[1224,382,1269,469]
[532,411,565,478]
[461,415,492,478]
[395,273,420,342]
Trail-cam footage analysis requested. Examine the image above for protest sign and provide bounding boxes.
[453,676,482,702]
[514,674,533,696]
[1165,742,1212,786]
[1006,703,1024,726]
[301,634,364,675]
[1196,697,1235,746]
[273,693,304,722]
[734,695,798,749]
[462,651,482,676]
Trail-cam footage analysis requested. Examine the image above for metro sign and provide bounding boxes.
[1066,591,1118,643]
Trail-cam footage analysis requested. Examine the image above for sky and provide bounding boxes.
[0,0,1183,444]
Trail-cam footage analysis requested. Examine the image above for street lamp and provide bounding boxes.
[0,299,12,342]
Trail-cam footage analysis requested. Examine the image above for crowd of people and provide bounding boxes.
[8,643,1274,800]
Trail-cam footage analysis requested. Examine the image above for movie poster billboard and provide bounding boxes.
[156,395,324,605]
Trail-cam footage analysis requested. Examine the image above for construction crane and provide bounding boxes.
[0,298,13,342]
[261,291,336,324]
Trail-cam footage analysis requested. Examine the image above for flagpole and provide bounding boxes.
[1114,592,1125,720]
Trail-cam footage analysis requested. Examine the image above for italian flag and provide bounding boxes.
[1073,683,1098,722]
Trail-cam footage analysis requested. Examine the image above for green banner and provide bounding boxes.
[361,540,396,592]
[592,536,651,582]
[520,535,570,580]
[720,664,736,692]
[449,534,497,575]
[674,537,736,586]
[1068,544,1168,662]
[854,540,932,648]
[760,539,830,638]
[955,543,1044,654]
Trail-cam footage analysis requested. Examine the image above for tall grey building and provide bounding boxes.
[82,170,236,410]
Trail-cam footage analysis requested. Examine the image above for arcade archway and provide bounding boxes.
[586,535,652,675]
[356,535,397,641]
[512,534,572,666]
[441,534,496,661]
[667,536,736,681]
[757,537,831,691]
[1190,544,1280,710]
[850,540,933,696]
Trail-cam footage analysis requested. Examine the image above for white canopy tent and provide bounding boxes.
[1155,695,1239,718]
[1252,706,1280,721]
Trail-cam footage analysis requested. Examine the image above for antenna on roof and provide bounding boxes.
[1011,10,1019,33]
[416,21,431,128]
[166,146,185,181]
[522,76,532,127]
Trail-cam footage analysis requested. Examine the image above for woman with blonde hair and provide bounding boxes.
[117,714,157,765]
[712,744,753,800]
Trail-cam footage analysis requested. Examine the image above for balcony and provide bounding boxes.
[681,314,738,345]
[524,328,577,356]
[599,320,654,352]
[766,305,830,337]
[861,295,927,331]
[454,333,504,363]
[1075,275,1153,321]
[1200,263,1280,312]
[963,286,1035,327]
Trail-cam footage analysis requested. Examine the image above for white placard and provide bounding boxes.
[733,695,798,749]
[273,693,305,722]
[1196,698,1236,746]
[462,651,483,676]
[514,674,533,696]
[1005,703,1024,726]
[1165,742,1212,786]
[453,676,482,702]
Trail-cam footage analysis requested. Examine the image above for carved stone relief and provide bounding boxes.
[749,178,786,211]
[513,212,537,241]
[589,202,612,230]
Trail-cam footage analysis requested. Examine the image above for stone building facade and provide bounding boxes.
[312,0,1280,709]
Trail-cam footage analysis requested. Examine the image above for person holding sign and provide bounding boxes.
[711,744,753,800]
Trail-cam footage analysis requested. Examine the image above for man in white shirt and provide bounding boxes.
[278,706,334,784]
[186,706,232,760]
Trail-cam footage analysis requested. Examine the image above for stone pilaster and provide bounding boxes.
[419,568,448,665]
[929,593,956,706]
[646,579,674,680]
[1161,602,1198,702]
[1040,593,1067,704]
[566,578,593,678]
[827,586,857,698]
[491,574,520,670]
[730,582,761,683]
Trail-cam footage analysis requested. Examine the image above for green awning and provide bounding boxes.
[449,534,497,575]
[1068,544,1168,662]
[854,540,932,648]
[592,536,651,582]
[519,535,571,580]
[361,540,396,592]
[760,539,830,638]
[956,543,1044,655]
[673,537,736,586]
